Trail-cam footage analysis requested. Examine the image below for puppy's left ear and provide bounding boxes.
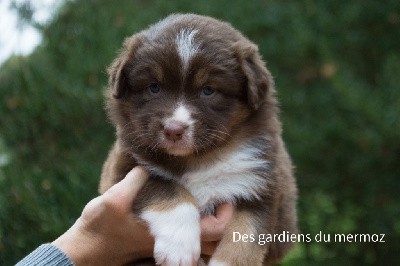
[234,40,274,110]
[107,35,142,98]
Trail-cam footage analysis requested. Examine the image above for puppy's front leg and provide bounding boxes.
[99,141,137,194]
[134,178,201,266]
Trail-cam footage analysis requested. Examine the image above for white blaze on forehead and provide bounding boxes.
[175,28,200,72]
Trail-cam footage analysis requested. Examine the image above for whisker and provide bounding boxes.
[206,128,231,137]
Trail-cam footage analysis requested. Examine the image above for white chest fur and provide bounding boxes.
[181,144,269,213]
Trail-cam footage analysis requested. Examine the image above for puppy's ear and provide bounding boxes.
[107,35,142,98]
[234,40,274,110]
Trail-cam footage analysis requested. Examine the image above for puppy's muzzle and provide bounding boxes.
[163,121,188,142]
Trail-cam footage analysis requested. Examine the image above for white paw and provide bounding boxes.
[153,232,200,265]
[141,203,201,266]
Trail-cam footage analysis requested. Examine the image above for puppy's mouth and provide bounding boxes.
[161,140,193,156]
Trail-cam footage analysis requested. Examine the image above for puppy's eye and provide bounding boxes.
[200,86,215,97]
[148,83,161,94]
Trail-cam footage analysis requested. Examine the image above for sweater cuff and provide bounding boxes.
[16,243,74,266]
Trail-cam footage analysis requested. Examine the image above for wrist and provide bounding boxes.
[53,222,102,265]
[53,220,145,265]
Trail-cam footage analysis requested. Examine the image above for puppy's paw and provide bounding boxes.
[153,232,200,266]
[141,203,201,266]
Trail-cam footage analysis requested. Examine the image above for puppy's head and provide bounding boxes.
[106,14,274,157]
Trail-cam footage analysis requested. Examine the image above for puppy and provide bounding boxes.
[99,14,297,266]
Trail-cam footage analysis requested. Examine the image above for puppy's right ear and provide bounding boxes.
[107,35,142,98]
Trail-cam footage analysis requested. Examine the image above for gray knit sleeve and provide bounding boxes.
[16,243,74,266]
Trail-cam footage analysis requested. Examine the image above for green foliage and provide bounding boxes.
[1,0,399,264]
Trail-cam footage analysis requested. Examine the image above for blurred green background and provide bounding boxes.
[1,0,399,265]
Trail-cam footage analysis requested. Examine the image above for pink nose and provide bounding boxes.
[164,122,188,142]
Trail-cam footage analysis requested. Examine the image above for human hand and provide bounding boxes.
[53,167,152,265]
[53,167,234,265]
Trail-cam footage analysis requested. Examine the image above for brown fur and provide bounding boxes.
[100,14,297,265]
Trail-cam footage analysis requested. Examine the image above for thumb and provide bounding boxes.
[103,166,149,206]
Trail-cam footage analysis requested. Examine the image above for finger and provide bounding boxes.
[200,203,235,241]
[103,166,149,205]
[122,166,149,197]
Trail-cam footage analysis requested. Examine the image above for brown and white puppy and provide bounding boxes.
[99,14,297,266]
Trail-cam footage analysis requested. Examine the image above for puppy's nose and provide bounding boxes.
[164,122,188,142]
